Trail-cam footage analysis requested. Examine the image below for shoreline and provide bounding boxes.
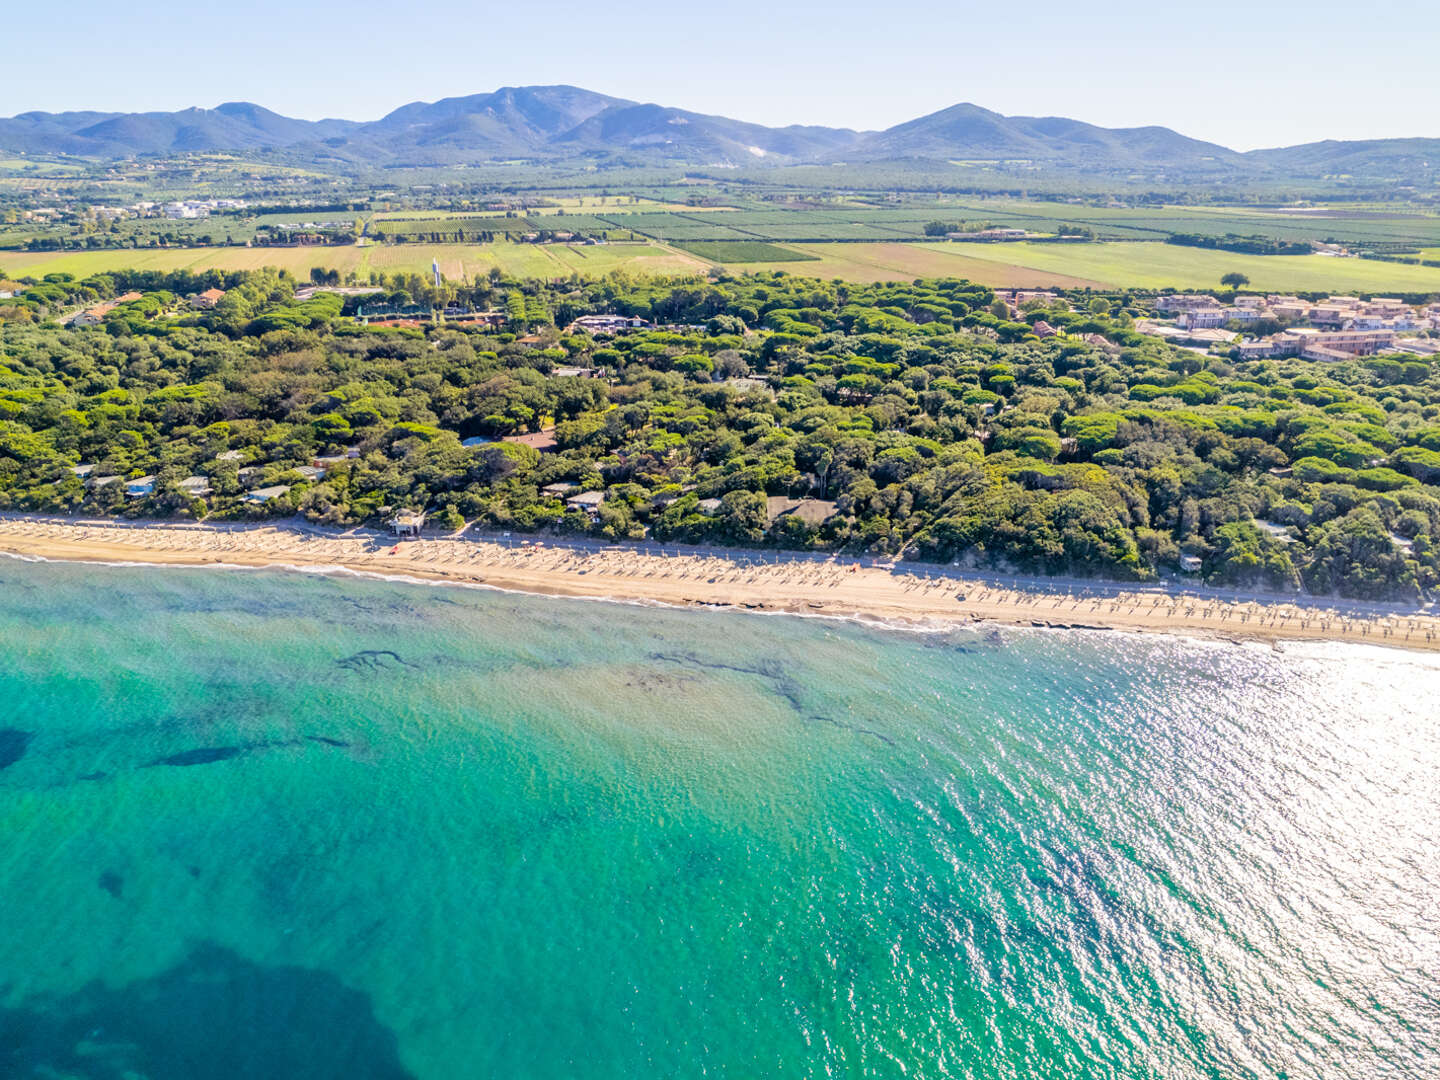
[2,515,1438,653]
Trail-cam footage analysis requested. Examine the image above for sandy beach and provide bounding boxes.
[2,515,1438,652]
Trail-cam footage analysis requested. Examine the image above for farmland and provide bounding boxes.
[710,243,1107,286]
[0,241,708,282]
[673,241,818,263]
[912,240,1440,292]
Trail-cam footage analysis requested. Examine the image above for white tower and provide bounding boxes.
[432,259,441,288]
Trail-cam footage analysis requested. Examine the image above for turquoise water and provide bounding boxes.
[0,559,1436,1079]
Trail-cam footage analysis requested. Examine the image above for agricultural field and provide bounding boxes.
[935,200,1440,248]
[673,241,818,263]
[0,241,708,283]
[913,240,1440,292]
[714,243,1107,287]
[8,231,1440,292]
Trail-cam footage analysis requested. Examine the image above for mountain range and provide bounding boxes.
[2,85,1435,182]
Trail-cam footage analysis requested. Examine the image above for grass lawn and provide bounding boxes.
[914,241,1440,292]
[0,242,709,283]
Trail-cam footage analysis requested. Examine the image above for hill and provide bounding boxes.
[1,86,1435,183]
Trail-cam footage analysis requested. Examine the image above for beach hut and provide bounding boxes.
[390,511,426,538]
[125,476,156,498]
[178,475,213,497]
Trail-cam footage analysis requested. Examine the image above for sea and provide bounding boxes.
[0,557,1435,1079]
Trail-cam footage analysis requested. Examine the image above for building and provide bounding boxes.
[566,314,651,336]
[124,476,156,498]
[1156,294,1223,314]
[1179,554,1203,573]
[190,288,226,310]
[1309,302,1363,328]
[565,491,606,522]
[389,511,425,537]
[948,228,1029,241]
[1177,308,1229,330]
[1269,299,1312,321]
[243,485,291,505]
[178,475,212,497]
[444,310,505,328]
[72,303,117,326]
[1276,328,1397,359]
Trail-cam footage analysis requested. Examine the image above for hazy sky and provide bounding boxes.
[7,0,1437,151]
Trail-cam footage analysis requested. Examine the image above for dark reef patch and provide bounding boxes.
[145,746,247,768]
[97,870,123,899]
[650,651,893,745]
[0,942,415,1079]
[306,735,351,748]
[0,728,35,770]
[335,650,419,673]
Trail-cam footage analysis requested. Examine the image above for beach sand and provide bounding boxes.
[2,516,1438,653]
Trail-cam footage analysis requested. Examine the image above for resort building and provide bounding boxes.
[389,511,425,538]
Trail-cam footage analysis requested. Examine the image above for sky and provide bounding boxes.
[6,0,1438,152]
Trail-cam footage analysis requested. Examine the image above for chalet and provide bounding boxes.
[69,464,96,479]
[1179,554,1203,573]
[124,476,156,498]
[243,485,290,504]
[1030,320,1058,339]
[178,475,212,497]
[216,449,245,462]
[696,498,724,515]
[542,482,579,498]
[292,465,326,482]
[190,288,226,310]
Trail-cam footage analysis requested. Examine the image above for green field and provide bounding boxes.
[0,242,709,283]
[912,241,1440,292]
[8,237,1440,292]
[674,241,819,263]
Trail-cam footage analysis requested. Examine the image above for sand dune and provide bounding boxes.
[2,516,1438,653]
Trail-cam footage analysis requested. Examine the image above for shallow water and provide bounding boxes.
[0,559,1436,1079]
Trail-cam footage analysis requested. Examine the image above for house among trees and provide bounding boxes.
[190,288,226,310]
[566,491,605,522]
[243,485,290,505]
